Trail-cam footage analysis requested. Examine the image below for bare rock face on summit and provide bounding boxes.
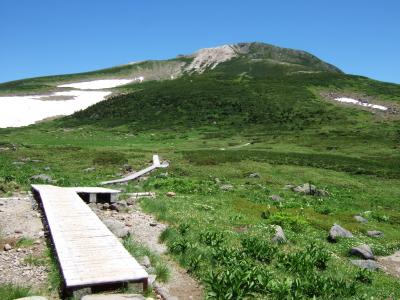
[328,223,353,241]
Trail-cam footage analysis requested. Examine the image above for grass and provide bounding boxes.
[123,234,171,283]
[0,284,32,300]
[0,45,399,298]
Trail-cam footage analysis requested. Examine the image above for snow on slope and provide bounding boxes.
[0,79,142,128]
[334,97,388,111]
[59,79,134,89]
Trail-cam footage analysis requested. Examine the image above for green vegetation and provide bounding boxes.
[123,234,171,283]
[0,42,399,298]
[0,284,32,300]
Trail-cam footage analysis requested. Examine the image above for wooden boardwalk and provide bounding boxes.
[101,154,169,185]
[32,184,148,291]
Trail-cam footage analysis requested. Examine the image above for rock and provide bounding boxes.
[248,173,260,178]
[220,184,234,191]
[102,219,129,238]
[110,202,127,212]
[293,183,328,196]
[284,184,295,190]
[4,243,12,251]
[158,172,168,178]
[139,255,151,268]
[350,259,380,270]
[269,195,283,202]
[122,164,133,173]
[12,161,25,166]
[150,222,157,227]
[354,215,368,223]
[367,230,384,238]
[83,167,96,172]
[30,174,54,183]
[166,191,176,197]
[14,297,48,300]
[43,166,51,171]
[148,274,157,288]
[82,294,145,300]
[271,225,287,243]
[14,229,23,234]
[102,203,110,210]
[328,223,353,241]
[350,244,374,260]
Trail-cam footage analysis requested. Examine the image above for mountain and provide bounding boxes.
[1,42,400,299]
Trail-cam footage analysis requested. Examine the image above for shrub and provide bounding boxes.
[267,212,308,232]
[199,231,225,247]
[241,236,277,263]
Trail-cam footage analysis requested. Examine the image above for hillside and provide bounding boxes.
[1,42,400,299]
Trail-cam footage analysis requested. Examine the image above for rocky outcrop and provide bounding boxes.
[328,224,353,241]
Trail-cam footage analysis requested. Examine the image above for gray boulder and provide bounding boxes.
[350,244,374,260]
[271,225,287,243]
[248,173,260,178]
[293,183,328,196]
[102,219,129,238]
[4,243,12,251]
[350,259,380,270]
[328,223,353,241]
[30,174,55,183]
[110,201,127,212]
[354,215,368,223]
[367,230,384,238]
[220,184,234,191]
[269,195,283,202]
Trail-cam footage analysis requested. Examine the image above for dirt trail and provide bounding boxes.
[97,201,204,300]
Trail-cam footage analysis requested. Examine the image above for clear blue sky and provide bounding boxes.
[1,0,399,83]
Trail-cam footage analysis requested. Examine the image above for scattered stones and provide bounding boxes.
[367,230,384,238]
[350,259,380,270]
[166,191,176,197]
[271,225,286,243]
[30,174,55,183]
[220,184,234,191]
[248,173,260,178]
[269,195,283,202]
[351,244,374,260]
[110,201,127,212]
[4,243,12,251]
[292,183,328,196]
[102,219,129,238]
[354,215,368,223]
[328,223,353,242]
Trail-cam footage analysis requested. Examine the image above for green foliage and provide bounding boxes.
[241,236,277,263]
[267,212,309,232]
[92,151,127,165]
[0,284,32,300]
[145,177,217,195]
[199,231,225,247]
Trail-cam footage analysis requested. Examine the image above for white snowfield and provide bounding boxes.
[59,79,134,90]
[334,97,388,111]
[0,78,142,128]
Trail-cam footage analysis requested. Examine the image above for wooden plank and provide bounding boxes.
[32,184,148,289]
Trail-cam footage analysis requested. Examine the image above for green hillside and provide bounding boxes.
[1,42,400,299]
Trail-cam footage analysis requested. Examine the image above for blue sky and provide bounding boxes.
[0,0,399,83]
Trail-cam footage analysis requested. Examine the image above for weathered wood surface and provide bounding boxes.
[100,154,168,185]
[32,184,148,288]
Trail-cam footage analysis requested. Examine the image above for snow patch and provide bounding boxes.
[334,97,388,111]
[58,79,134,90]
[186,45,237,73]
[0,90,111,128]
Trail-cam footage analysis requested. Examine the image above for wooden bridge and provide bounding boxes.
[32,184,148,293]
